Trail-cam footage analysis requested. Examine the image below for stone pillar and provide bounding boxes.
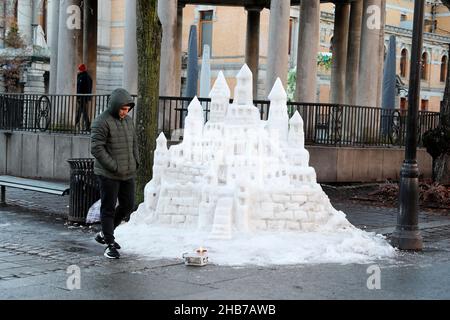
[345,0,363,105]
[295,0,320,103]
[174,4,184,96]
[357,0,382,108]
[266,0,290,96]
[49,0,60,94]
[122,0,138,94]
[376,0,386,108]
[56,0,83,94]
[158,0,178,96]
[330,3,350,104]
[245,6,262,99]
[18,0,33,45]
[83,0,97,92]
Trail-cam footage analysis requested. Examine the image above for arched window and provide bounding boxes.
[421,52,429,80]
[400,49,408,78]
[440,55,447,82]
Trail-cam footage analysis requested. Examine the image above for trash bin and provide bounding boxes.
[67,158,100,223]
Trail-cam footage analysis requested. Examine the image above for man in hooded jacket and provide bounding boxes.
[90,88,139,259]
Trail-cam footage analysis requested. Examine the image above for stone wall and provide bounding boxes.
[0,131,433,182]
[0,131,91,181]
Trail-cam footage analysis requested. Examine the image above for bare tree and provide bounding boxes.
[135,0,162,203]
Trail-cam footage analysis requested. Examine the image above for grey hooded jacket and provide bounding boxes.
[91,88,140,180]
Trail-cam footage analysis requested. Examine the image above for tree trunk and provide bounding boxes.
[435,153,450,185]
[441,43,450,126]
[135,0,162,204]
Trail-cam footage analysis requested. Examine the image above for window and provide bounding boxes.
[199,10,213,56]
[400,98,407,115]
[400,49,408,78]
[421,52,429,80]
[400,14,407,22]
[420,99,429,111]
[440,55,447,82]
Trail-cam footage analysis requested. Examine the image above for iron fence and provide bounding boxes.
[0,93,441,147]
[158,96,440,147]
[0,93,137,135]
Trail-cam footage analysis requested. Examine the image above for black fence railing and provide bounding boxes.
[158,96,440,147]
[0,93,441,147]
[0,94,137,135]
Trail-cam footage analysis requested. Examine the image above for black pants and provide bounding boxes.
[75,97,91,131]
[97,176,135,245]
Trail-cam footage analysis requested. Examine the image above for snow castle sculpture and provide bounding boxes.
[136,65,353,239]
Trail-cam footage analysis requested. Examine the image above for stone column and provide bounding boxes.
[83,0,97,92]
[357,0,382,108]
[266,0,290,96]
[295,0,320,103]
[345,0,363,105]
[49,0,60,93]
[158,0,178,96]
[245,6,262,99]
[174,4,184,96]
[376,0,386,108]
[330,3,350,104]
[31,0,40,44]
[18,0,33,45]
[56,0,83,94]
[122,0,138,94]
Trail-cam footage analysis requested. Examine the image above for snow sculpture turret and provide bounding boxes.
[234,64,253,105]
[209,71,230,123]
[142,133,168,214]
[268,78,289,142]
[184,96,204,140]
[226,64,260,124]
[288,111,305,148]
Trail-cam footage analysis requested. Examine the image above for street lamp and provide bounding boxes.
[390,0,424,250]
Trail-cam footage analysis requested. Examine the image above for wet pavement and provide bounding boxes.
[0,187,450,300]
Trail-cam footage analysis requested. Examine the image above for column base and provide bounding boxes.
[390,229,423,250]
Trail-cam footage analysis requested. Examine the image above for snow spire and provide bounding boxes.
[209,71,230,123]
[156,133,168,151]
[267,78,289,141]
[210,71,230,99]
[184,96,204,139]
[234,64,253,105]
[268,78,287,102]
[288,111,305,147]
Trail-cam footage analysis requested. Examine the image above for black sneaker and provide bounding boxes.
[104,244,120,259]
[95,232,121,249]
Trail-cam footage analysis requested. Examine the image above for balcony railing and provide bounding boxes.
[0,93,441,148]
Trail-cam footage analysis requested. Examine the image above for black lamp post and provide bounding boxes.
[390,0,424,250]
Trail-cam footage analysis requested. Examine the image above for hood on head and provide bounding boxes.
[107,88,135,118]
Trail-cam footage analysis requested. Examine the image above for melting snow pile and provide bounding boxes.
[116,65,395,266]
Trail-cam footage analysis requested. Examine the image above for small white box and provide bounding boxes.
[182,248,208,267]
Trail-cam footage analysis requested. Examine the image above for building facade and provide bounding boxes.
[1,0,449,112]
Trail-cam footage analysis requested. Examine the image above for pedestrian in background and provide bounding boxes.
[76,64,93,131]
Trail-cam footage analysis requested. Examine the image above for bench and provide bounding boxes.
[0,175,70,206]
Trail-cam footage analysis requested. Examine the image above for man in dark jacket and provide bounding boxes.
[90,88,139,259]
[76,64,93,131]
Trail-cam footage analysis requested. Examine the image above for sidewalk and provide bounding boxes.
[0,187,449,299]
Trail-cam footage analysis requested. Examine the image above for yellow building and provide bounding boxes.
[2,0,449,112]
